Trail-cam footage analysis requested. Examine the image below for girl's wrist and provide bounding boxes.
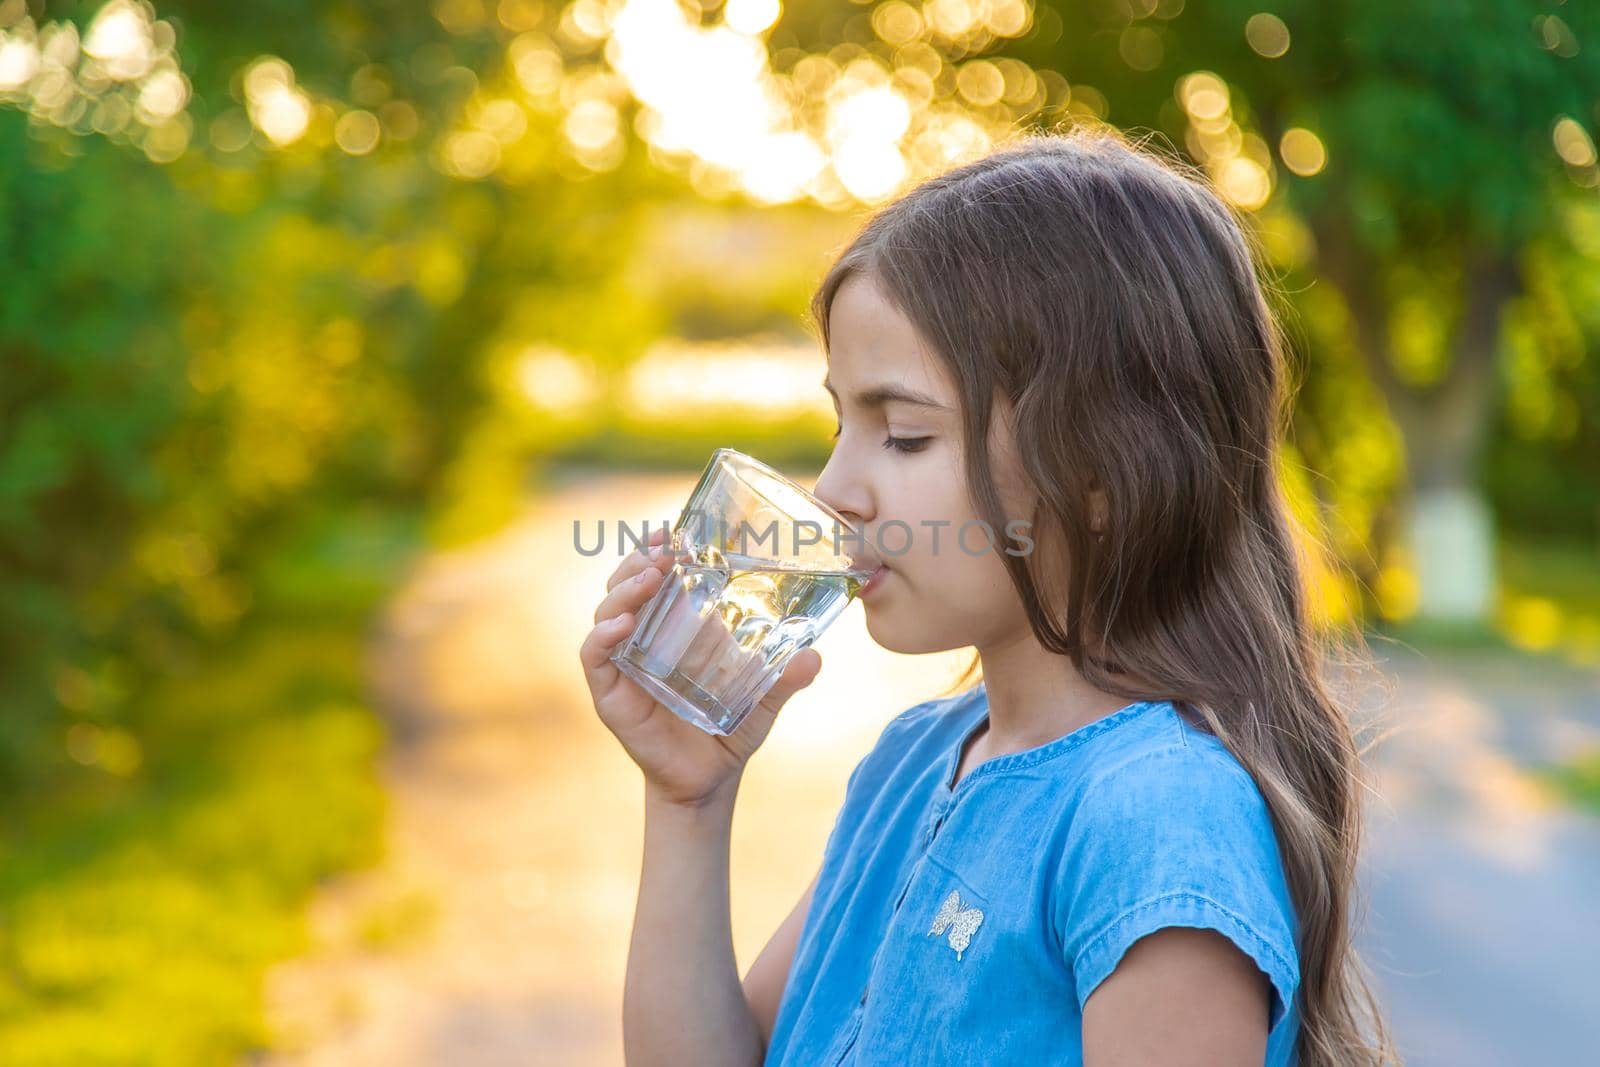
[643,775,742,819]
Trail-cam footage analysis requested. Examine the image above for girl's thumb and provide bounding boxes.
[754,648,823,717]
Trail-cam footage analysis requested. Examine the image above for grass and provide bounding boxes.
[538,416,832,476]
[1367,535,1600,673]
[1542,751,1600,816]
[1371,534,1600,820]
[1499,537,1600,619]
[0,506,418,1066]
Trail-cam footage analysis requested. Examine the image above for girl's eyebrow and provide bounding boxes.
[822,377,951,412]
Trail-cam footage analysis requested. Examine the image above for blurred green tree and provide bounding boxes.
[0,0,670,788]
[992,0,1600,622]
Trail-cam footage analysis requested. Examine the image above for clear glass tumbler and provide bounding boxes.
[610,448,874,736]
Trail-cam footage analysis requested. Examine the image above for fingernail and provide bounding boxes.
[649,545,663,559]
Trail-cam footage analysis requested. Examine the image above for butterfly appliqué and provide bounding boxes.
[927,888,984,960]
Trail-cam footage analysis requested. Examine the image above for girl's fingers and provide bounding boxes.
[731,649,822,747]
[604,528,674,593]
[756,648,823,716]
[593,561,667,625]
[579,611,637,697]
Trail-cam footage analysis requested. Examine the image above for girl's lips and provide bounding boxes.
[859,564,891,598]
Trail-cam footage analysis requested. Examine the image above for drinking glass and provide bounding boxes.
[610,448,874,736]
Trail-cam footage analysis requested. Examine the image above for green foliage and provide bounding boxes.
[0,3,671,1054]
[0,1,675,787]
[0,608,387,1065]
[991,1,1600,595]
[1007,1,1600,249]
[544,414,834,472]
[1485,200,1600,541]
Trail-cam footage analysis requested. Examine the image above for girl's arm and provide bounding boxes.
[623,779,766,1067]
[742,867,820,1046]
[1082,927,1271,1066]
[582,526,823,1065]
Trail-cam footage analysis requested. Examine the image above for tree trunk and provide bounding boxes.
[1315,220,1519,624]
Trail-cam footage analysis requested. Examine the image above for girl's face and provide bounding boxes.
[813,272,1040,655]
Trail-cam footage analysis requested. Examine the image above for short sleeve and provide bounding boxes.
[1053,743,1301,1033]
[819,696,948,860]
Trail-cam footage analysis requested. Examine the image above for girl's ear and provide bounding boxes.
[1089,487,1109,535]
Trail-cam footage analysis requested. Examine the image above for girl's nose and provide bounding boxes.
[811,467,867,530]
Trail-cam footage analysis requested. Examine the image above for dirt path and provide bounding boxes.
[257,470,974,1065]
[257,471,1600,1065]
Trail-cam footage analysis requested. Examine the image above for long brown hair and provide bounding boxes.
[808,125,1397,1065]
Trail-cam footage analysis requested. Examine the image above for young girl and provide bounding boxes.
[580,127,1396,1066]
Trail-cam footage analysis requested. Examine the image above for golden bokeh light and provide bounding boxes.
[1245,12,1290,59]
[497,0,544,32]
[1173,69,1278,211]
[142,111,190,160]
[741,129,828,203]
[1118,24,1163,72]
[872,2,925,48]
[1178,71,1229,121]
[956,59,1005,107]
[834,138,908,202]
[517,345,603,414]
[564,95,619,154]
[1218,155,1271,210]
[620,338,831,421]
[91,91,133,135]
[985,0,1031,38]
[0,0,1066,200]
[598,0,1053,206]
[829,81,913,147]
[725,0,782,37]
[922,0,983,41]
[244,55,312,146]
[1552,116,1597,169]
[335,108,382,155]
[434,0,491,36]
[83,0,156,80]
[0,1,192,161]
[474,95,529,144]
[1279,126,1326,176]
[441,128,502,178]
[0,33,38,91]
[136,66,188,121]
[562,0,614,43]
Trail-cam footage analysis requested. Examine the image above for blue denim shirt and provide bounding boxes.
[764,681,1301,1066]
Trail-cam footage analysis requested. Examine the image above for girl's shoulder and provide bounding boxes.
[836,683,985,797]
[852,681,987,761]
[1051,700,1302,1044]
[1058,700,1293,935]
[887,681,986,730]
[1073,699,1271,810]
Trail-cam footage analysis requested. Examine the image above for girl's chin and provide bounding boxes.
[861,598,953,657]
[862,622,956,658]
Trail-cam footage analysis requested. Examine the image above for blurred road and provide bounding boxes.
[1356,647,1600,1066]
[256,470,1600,1066]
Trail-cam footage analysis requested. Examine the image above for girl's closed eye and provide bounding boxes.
[828,424,931,454]
[883,434,930,454]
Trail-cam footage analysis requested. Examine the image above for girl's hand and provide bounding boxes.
[579,525,823,807]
